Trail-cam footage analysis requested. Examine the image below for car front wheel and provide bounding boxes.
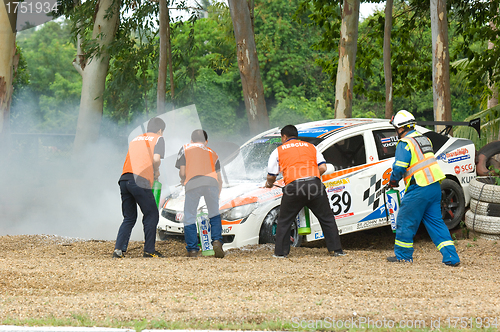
[259,206,302,247]
[441,178,466,229]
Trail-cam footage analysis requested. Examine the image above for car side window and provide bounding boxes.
[322,135,366,169]
[373,129,398,160]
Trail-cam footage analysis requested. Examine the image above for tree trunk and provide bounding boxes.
[430,0,452,134]
[248,0,254,33]
[383,0,394,119]
[167,6,174,106]
[228,0,269,135]
[335,0,360,119]
[73,0,120,153]
[157,0,168,114]
[0,1,17,137]
[487,26,498,110]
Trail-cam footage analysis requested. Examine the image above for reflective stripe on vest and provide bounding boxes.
[122,133,161,187]
[400,133,445,188]
[183,143,219,185]
[277,140,320,185]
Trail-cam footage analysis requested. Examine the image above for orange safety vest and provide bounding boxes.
[277,140,320,185]
[183,143,219,185]
[122,132,161,187]
[400,132,445,189]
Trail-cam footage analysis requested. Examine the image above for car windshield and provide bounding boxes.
[222,136,321,183]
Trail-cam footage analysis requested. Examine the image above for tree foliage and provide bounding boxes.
[10,0,498,144]
[13,20,81,133]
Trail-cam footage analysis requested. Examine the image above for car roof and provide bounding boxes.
[262,118,390,140]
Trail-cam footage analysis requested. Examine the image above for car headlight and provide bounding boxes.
[220,203,257,221]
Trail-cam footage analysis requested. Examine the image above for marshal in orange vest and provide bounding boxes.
[122,132,161,187]
[182,143,219,185]
[277,140,321,185]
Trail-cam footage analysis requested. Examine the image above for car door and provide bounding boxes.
[307,132,373,238]
[351,128,401,228]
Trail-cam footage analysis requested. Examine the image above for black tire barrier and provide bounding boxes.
[476,141,500,176]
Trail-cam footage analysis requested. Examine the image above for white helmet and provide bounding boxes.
[390,110,416,129]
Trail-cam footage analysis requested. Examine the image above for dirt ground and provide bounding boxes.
[1,226,500,329]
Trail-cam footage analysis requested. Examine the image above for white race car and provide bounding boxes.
[157,119,476,249]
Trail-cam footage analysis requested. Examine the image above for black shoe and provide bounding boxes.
[387,256,412,263]
[187,250,200,258]
[446,262,460,267]
[112,249,124,259]
[330,250,346,257]
[143,251,164,258]
[272,254,288,258]
[212,240,225,258]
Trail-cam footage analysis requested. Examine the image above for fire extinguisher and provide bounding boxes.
[197,212,215,256]
[297,207,311,235]
[384,185,401,233]
[152,180,162,207]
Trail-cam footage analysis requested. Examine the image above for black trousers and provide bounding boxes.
[115,178,159,253]
[275,177,342,256]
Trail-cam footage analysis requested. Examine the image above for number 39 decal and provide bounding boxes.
[330,191,352,216]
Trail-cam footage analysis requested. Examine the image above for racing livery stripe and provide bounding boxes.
[321,160,387,182]
[221,219,243,225]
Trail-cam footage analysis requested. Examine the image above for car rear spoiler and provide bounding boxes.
[416,118,481,138]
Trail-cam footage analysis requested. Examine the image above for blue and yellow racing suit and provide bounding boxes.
[390,130,460,265]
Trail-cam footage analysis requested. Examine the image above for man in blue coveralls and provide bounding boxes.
[387,110,460,266]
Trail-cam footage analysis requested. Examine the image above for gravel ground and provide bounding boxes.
[1,227,500,329]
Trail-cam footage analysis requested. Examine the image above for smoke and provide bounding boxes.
[0,104,249,241]
[0,133,126,240]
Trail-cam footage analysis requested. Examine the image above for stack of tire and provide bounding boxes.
[466,177,500,240]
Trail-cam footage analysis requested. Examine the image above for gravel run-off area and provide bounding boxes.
[1,226,500,330]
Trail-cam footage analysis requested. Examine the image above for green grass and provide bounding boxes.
[1,316,293,331]
[2,316,499,332]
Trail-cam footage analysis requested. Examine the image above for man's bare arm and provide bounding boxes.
[217,171,223,194]
[153,153,161,180]
[179,165,186,184]
[265,174,277,188]
[318,163,327,176]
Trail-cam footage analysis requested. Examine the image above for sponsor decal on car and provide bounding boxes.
[298,125,344,137]
[454,163,474,175]
[381,136,398,148]
[363,174,383,211]
[325,178,350,189]
[356,217,389,230]
[314,231,325,240]
[461,174,476,184]
[336,212,354,219]
[326,180,353,218]
[327,185,345,193]
[437,148,470,163]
